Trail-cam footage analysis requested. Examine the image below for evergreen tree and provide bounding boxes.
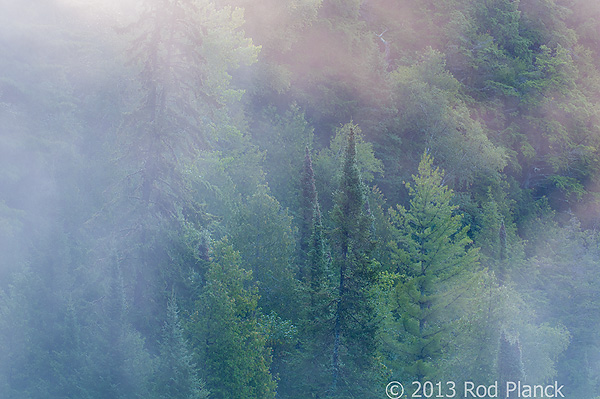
[191,239,276,399]
[330,127,380,396]
[389,152,479,382]
[109,0,259,343]
[290,196,335,398]
[154,292,209,399]
[118,0,259,211]
[278,149,333,399]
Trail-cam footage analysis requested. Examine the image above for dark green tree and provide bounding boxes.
[307,200,330,306]
[289,197,336,398]
[330,127,380,396]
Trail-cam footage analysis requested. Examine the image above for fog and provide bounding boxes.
[0,0,599,398]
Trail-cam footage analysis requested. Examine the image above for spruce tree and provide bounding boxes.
[281,148,335,398]
[389,152,479,382]
[330,127,380,395]
[287,198,335,398]
[118,0,258,211]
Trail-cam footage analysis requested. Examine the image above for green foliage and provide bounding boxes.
[298,145,319,278]
[252,104,315,211]
[228,187,298,318]
[380,49,506,196]
[2,0,600,398]
[330,127,382,396]
[498,332,524,398]
[314,122,383,211]
[191,239,277,399]
[117,0,259,212]
[387,153,479,382]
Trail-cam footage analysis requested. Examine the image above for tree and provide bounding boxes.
[293,194,336,398]
[379,49,506,197]
[108,0,260,340]
[118,0,259,212]
[190,239,276,399]
[388,152,479,382]
[313,123,384,213]
[330,126,381,395]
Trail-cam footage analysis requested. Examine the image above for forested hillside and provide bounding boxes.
[1,0,599,398]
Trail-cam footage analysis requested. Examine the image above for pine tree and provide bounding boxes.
[330,127,380,395]
[295,198,336,398]
[389,152,479,382]
[154,292,209,399]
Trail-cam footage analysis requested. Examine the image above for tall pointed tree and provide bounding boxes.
[389,152,479,383]
[330,126,380,395]
[284,197,334,399]
[307,200,329,304]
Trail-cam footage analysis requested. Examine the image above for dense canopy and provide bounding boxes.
[1,0,599,398]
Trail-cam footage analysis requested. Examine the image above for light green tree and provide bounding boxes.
[388,152,479,382]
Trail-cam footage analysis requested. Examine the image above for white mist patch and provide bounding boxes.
[54,0,139,21]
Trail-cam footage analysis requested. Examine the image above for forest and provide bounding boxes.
[1,0,599,398]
